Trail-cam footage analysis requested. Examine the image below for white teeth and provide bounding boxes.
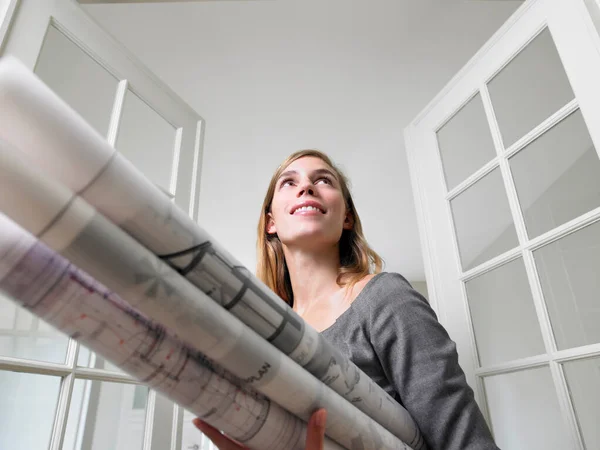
[295,206,321,213]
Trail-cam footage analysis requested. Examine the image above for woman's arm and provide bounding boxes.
[368,273,500,450]
[193,408,328,450]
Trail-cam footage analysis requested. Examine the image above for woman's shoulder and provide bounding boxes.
[325,272,432,334]
[357,271,422,301]
[356,271,433,319]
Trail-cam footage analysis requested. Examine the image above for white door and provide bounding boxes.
[405,0,600,449]
[0,1,205,449]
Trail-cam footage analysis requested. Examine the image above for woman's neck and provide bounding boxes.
[283,245,342,315]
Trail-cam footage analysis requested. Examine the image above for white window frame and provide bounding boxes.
[404,0,600,447]
[0,1,207,449]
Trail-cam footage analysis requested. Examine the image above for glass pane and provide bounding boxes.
[150,392,175,449]
[483,366,571,450]
[465,258,545,366]
[488,28,575,148]
[132,385,149,410]
[534,220,600,350]
[436,93,497,190]
[0,371,61,450]
[35,24,118,138]
[116,90,177,194]
[77,345,126,374]
[182,409,216,450]
[451,168,518,270]
[563,357,600,450]
[64,379,148,450]
[510,109,600,238]
[0,292,69,363]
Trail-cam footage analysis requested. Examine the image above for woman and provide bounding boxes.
[196,150,499,449]
[193,409,328,450]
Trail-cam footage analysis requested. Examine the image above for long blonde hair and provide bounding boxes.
[256,149,383,305]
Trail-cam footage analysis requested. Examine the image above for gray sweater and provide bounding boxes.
[321,272,500,450]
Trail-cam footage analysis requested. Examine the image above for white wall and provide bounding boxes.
[0,0,10,24]
[584,0,600,35]
[0,0,15,48]
[410,280,428,299]
[83,0,522,281]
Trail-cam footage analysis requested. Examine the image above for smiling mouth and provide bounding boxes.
[291,205,325,214]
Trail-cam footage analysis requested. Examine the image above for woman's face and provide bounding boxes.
[267,156,352,249]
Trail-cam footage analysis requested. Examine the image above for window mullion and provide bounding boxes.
[48,339,79,450]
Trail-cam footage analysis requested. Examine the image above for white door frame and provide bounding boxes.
[404,0,600,446]
[0,1,206,449]
[0,0,19,51]
[1,0,205,219]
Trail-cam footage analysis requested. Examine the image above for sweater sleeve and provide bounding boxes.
[368,273,500,450]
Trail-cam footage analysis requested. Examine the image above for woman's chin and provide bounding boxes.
[283,232,340,250]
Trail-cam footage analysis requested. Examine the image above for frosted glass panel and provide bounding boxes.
[451,168,518,270]
[563,357,600,450]
[149,392,176,449]
[116,90,177,195]
[35,24,118,138]
[77,345,126,374]
[436,93,497,190]
[534,220,600,350]
[511,109,600,238]
[465,258,545,366]
[484,366,571,450]
[0,292,69,363]
[64,379,148,450]
[0,371,61,450]
[182,408,217,450]
[488,28,575,148]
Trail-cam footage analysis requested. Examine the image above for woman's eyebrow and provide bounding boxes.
[312,168,337,179]
[278,170,297,180]
[277,168,338,181]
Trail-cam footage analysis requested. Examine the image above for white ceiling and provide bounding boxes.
[78,0,522,3]
[83,0,522,282]
[78,0,272,3]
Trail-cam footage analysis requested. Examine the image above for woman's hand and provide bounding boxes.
[192,409,328,450]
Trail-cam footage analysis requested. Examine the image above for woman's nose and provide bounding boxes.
[297,179,315,197]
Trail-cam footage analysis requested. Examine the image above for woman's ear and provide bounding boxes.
[343,211,354,230]
[266,212,277,235]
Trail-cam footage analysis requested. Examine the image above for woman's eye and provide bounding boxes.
[316,177,332,185]
[280,179,294,188]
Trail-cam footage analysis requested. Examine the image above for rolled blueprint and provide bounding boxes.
[0,214,344,450]
[0,139,412,450]
[0,55,425,450]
